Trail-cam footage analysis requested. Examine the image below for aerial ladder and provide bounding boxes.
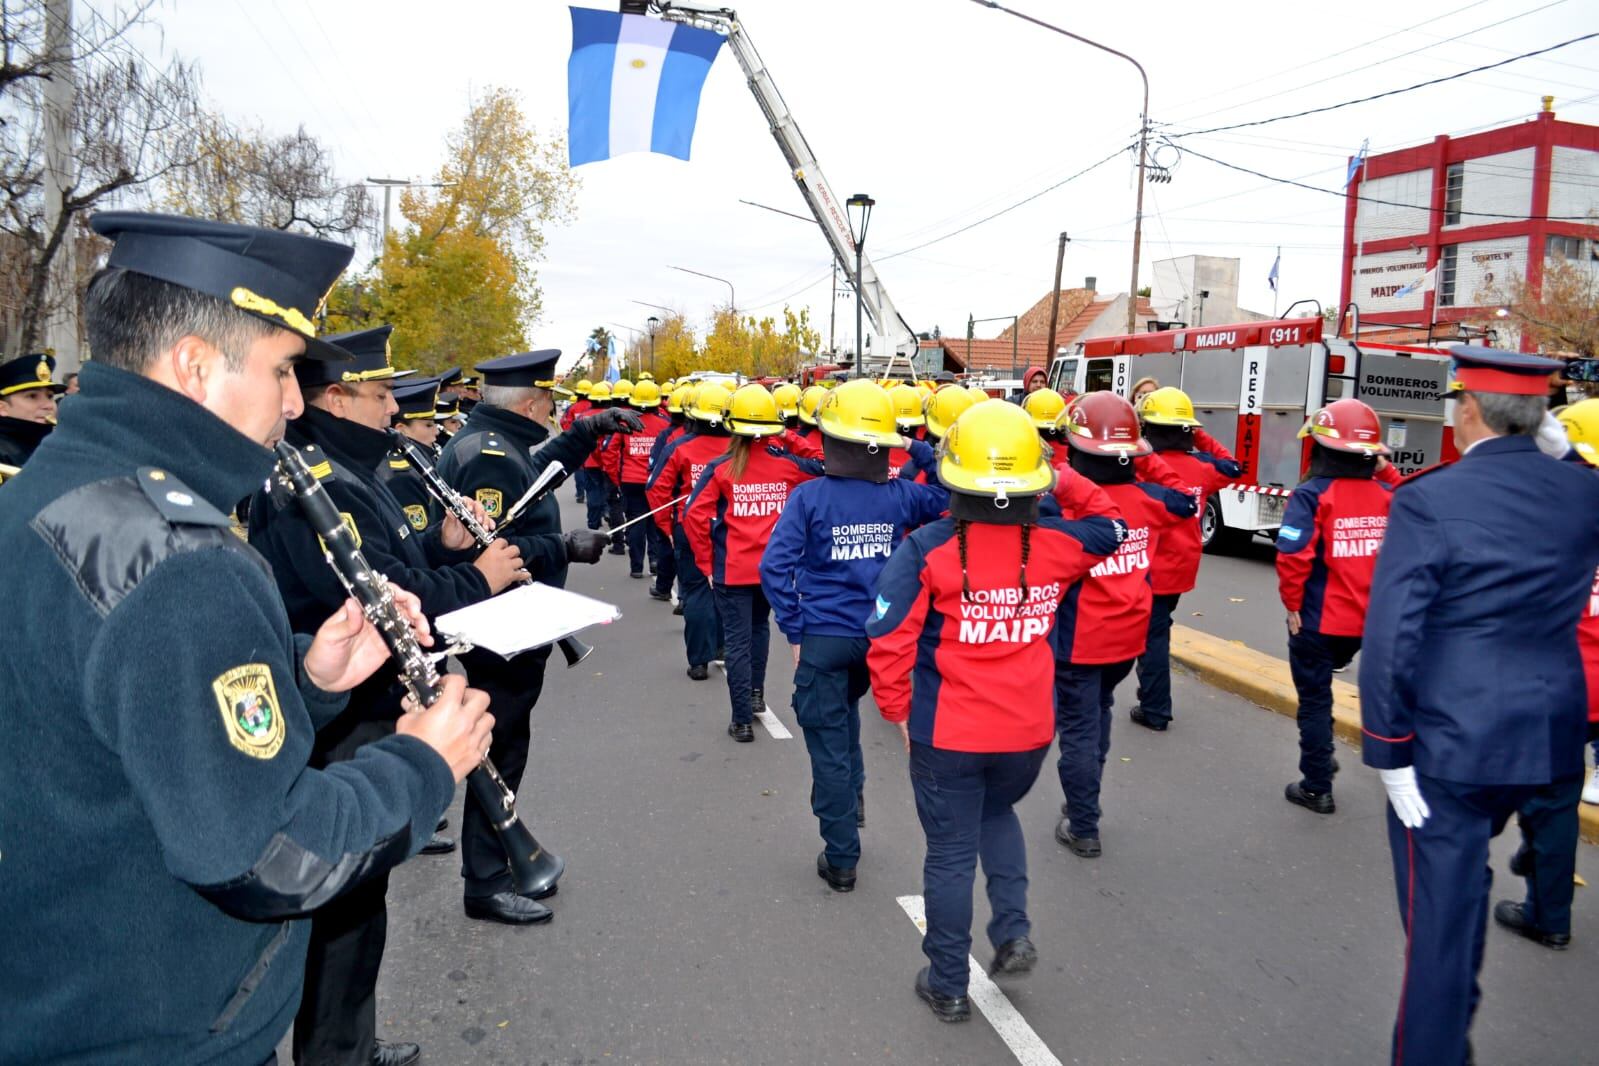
[650,2,921,376]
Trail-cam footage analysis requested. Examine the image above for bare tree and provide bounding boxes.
[0,0,154,108]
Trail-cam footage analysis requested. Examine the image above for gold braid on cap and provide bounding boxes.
[231,287,315,337]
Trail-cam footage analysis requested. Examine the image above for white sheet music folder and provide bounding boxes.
[434,582,621,658]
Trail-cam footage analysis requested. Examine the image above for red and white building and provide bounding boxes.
[1340,100,1599,349]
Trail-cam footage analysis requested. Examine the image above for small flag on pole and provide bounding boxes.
[567,8,726,168]
[1395,266,1437,298]
[1267,252,1280,293]
[1346,138,1369,187]
[605,335,621,383]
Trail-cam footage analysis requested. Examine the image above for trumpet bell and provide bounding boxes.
[558,635,593,668]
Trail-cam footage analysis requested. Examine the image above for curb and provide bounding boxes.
[1168,624,1599,845]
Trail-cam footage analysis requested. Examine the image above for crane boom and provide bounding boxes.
[654,2,918,362]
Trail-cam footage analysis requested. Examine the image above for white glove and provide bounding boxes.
[1535,410,1571,459]
[1379,767,1431,829]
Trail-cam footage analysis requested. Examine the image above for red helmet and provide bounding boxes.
[1299,398,1389,455]
[1062,391,1151,457]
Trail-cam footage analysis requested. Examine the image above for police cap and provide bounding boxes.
[1443,345,1562,398]
[0,353,66,396]
[89,211,354,362]
[295,325,414,387]
[437,366,464,388]
[391,376,440,421]
[476,350,572,396]
[434,395,461,422]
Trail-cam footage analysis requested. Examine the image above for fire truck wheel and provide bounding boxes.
[1201,494,1253,555]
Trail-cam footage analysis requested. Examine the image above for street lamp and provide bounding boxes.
[667,265,736,315]
[846,193,875,376]
[967,1,1149,335]
[367,177,457,241]
[968,314,1021,379]
[647,315,660,377]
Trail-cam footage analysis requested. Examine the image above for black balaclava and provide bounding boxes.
[1143,423,1193,453]
[1308,441,1378,479]
[1068,448,1137,485]
[823,435,891,482]
[948,491,1041,526]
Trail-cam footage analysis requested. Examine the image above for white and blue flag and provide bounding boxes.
[568,8,726,168]
[1267,252,1280,293]
[605,336,621,383]
[1345,138,1369,187]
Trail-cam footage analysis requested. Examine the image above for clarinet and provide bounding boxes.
[388,432,592,669]
[272,442,564,897]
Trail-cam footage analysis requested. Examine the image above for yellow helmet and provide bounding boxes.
[611,379,634,399]
[630,380,663,408]
[887,383,926,428]
[689,382,733,426]
[798,385,828,427]
[938,400,1056,500]
[1021,387,1067,429]
[966,384,992,404]
[771,382,803,419]
[639,370,655,381]
[924,383,977,440]
[1557,398,1599,466]
[817,379,904,447]
[727,384,786,438]
[588,382,613,402]
[574,379,593,397]
[1137,386,1202,427]
[916,381,935,396]
[667,383,695,414]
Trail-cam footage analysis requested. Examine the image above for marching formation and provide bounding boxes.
[1,212,1598,1066]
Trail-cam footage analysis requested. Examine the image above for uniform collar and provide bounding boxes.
[0,414,52,452]
[466,403,550,447]
[289,403,392,473]
[1462,434,1537,459]
[45,362,274,510]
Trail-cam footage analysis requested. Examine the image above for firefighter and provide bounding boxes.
[966,384,991,405]
[1131,387,1242,731]
[648,383,733,680]
[563,379,595,504]
[601,379,673,580]
[1358,347,1599,1065]
[643,384,697,602]
[684,385,817,742]
[760,380,952,890]
[923,384,976,445]
[794,385,827,449]
[1492,398,1599,952]
[1272,399,1394,814]
[1021,387,1068,466]
[886,383,935,480]
[1051,393,1195,858]
[865,401,1124,1023]
[773,382,803,429]
[774,381,822,459]
[583,383,627,553]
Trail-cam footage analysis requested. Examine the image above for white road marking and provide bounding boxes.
[895,895,1063,1066]
[713,661,792,739]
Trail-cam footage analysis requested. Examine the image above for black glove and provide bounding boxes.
[562,528,610,565]
[583,409,646,436]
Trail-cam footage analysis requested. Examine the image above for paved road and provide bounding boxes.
[344,494,1598,1065]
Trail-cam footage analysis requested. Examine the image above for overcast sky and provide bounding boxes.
[109,0,1599,372]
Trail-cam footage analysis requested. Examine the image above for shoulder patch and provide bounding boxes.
[403,503,428,531]
[388,458,411,471]
[476,488,504,518]
[1278,524,1303,541]
[212,663,285,760]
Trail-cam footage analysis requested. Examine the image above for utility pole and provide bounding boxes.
[828,260,838,356]
[42,0,78,367]
[1045,231,1069,365]
[367,177,456,244]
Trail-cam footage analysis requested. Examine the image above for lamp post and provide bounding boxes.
[647,315,660,377]
[367,177,458,241]
[969,314,1021,379]
[846,193,875,376]
[968,1,1149,334]
[667,265,736,315]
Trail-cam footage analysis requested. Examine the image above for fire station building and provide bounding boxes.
[1340,100,1599,349]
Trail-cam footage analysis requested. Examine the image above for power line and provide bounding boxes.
[1164,31,1599,140]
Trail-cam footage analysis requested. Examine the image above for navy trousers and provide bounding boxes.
[621,483,650,574]
[793,634,870,869]
[458,645,550,898]
[584,470,609,533]
[1134,593,1182,724]
[648,519,676,594]
[1055,658,1134,838]
[1288,629,1361,795]
[713,583,770,725]
[1384,775,1538,1066]
[1511,774,1585,936]
[673,531,721,667]
[573,466,588,503]
[910,742,1050,998]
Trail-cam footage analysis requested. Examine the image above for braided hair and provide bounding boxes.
[955,517,1034,603]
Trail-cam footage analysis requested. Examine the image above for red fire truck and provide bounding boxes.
[1047,316,1457,550]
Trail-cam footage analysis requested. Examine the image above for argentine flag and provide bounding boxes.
[568,8,726,168]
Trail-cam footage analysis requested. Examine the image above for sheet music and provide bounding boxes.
[434,581,620,658]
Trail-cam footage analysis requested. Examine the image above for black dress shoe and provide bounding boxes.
[914,966,971,1023]
[990,936,1037,976]
[607,543,627,555]
[435,816,449,832]
[649,587,671,601]
[629,570,645,579]
[420,832,456,855]
[1509,846,1531,878]
[816,851,856,892]
[1493,900,1570,949]
[728,721,755,743]
[372,1040,421,1066]
[673,603,685,616]
[750,688,765,715]
[1129,706,1168,732]
[463,892,553,925]
[1054,818,1101,858]
[1284,781,1336,815]
[687,663,709,681]
[857,790,866,828]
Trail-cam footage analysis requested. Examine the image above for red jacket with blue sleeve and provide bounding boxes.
[560,398,592,432]
[1147,447,1242,594]
[600,410,672,487]
[1275,475,1394,637]
[646,430,724,538]
[866,515,1124,752]
[1055,480,1194,664]
[781,428,822,459]
[760,476,951,642]
[1047,463,1122,521]
[685,445,817,585]
[1581,566,1599,723]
